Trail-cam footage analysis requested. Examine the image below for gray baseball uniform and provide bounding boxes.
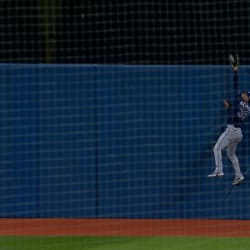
[213,71,250,178]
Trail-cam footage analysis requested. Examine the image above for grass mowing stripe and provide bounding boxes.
[0,236,249,250]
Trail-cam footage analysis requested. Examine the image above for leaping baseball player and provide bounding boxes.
[208,54,250,185]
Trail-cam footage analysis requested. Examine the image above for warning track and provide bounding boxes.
[0,219,250,237]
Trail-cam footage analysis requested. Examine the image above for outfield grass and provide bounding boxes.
[0,236,249,250]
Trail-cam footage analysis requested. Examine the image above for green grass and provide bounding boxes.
[0,236,250,250]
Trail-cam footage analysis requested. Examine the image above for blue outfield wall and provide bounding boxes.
[1,64,250,218]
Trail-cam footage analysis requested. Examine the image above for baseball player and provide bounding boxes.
[208,54,250,185]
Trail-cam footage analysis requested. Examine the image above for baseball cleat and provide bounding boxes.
[232,176,244,185]
[208,171,224,178]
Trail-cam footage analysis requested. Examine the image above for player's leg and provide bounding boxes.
[227,129,244,185]
[208,127,230,177]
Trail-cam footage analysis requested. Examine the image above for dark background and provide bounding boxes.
[0,0,249,64]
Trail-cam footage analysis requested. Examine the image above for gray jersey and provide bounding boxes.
[226,73,250,127]
[238,100,250,122]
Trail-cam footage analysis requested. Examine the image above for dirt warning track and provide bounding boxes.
[0,219,249,238]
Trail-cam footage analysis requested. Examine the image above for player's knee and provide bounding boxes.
[227,152,235,161]
[213,145,219,154]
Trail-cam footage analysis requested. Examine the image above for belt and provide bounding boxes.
[228,124,240,128]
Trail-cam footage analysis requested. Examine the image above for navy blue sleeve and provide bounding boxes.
[233,71,239,94]
[232,71,240,115]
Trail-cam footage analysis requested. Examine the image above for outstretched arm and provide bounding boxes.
[233,69,239,93]
[232,69,240,115]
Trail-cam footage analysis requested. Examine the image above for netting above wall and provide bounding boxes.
[0,0,249,64]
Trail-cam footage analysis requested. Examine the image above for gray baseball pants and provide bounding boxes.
[213,124,243,177]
